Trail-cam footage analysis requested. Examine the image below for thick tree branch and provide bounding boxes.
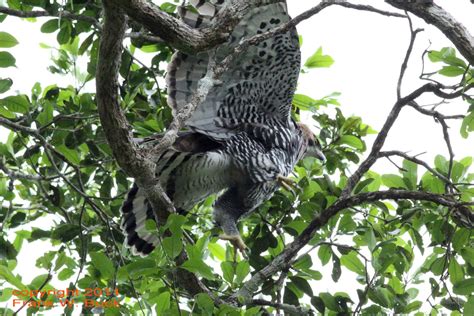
[386,0,474,65]
[232,189,471,302]
[96,0,224,302]
[95,0,174,216]
[0,6,101,29]
[115,0,405,54]
[115,0,281,54]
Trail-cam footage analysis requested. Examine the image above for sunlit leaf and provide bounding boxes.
[305,47,334,68]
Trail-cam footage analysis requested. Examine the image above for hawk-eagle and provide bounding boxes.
[121,0,325,255]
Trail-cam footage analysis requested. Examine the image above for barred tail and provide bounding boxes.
[120,184,159,256]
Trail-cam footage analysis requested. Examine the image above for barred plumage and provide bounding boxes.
[121,0,325,255]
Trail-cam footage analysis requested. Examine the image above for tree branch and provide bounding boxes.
[379,150,451,184]
[96,0,225,302]
[385,0,474,65]
[232,189,471,303]
[0,6,101,30]
[0,160,44,181]
[115,0,281,54]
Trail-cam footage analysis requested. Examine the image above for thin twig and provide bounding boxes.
[397,13,423,99]
[378,151,452,185]
[251,299,310,315]
[0,6,101,30]
[13,270,52,315]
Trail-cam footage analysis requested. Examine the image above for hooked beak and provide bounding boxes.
[306,146,326,162]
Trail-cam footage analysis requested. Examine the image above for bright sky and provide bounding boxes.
[1,0,473,314]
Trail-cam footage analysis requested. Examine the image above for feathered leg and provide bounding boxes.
[213,188,248,254]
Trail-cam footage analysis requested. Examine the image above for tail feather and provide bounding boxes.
[120,184,159,256]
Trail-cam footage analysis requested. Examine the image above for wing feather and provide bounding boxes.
[166,0,300,139]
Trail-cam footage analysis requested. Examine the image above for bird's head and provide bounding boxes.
[297,123,326,162]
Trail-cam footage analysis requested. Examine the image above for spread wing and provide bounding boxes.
[166,0,301,139]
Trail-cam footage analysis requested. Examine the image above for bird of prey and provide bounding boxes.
[121,0,326,256]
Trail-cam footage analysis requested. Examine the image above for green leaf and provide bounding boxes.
[382,174,406,189]
[89,252,115,279]
[318,244,331,265]
[452,229,470,252]
[332,255,341,282]
[338,135,364,150]
[319,292,339,311]
[58,268,75,281]
[301,180,321,200]
[340,251,365,275]
[0,237,17,260]
[155,292,170,315]
[451,161,465,182]
[460,113,474,138]
[453,278,474,295]
[51,224,80,242]
[404,301,422,313]
[465,296,474,315]
[434,155,448,174]
[208,242,225,261]
[388,276,404,295]
[402,159,418,189]
[120,258,156,280]
[293,254,312,270]
[40,19,59,33]
[428,47,457,63]
[449,259,464,284]
[196,293,214,315]
[430,257,445,276]
[368,287,393,308]
[55,145,81,165]
[235,261,250,284]
[290,276,313,296]
[162,235,182,259]
[165,214,186,236]
[221,261,234,284]
[0,51,15,67]
[438,66,465,77]
[0,78,13,94]
[0,32,18,48]
[36,102,53,126]
[305,47,334,68]
[79,33,95,56]
[292,94,321,111]
[354,178,374,194]
[181,257,215,280]
[0,288,13,303]
[183,258,215,279]
[160,2,177,13]
[311,296,325,313]
[0,265,25,289]
[57,24,71,44]
[0,95,29,113]
[421,172,445,194]
[365,228,377,252]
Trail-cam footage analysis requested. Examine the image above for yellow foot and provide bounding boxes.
[276,174,297,195]
[219,234,248,255]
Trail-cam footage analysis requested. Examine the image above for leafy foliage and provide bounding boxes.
[0,1,473,315]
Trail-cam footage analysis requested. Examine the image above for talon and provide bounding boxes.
[219,234,248,256]
[277,174,297,196]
